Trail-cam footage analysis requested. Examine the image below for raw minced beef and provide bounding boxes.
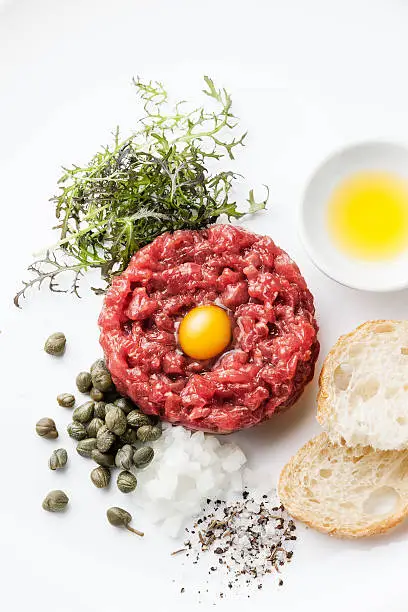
[98,225,319,433]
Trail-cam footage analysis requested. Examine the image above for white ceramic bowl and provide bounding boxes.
[299,141,408,292]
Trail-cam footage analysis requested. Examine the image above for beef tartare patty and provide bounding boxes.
[98,225,319,433]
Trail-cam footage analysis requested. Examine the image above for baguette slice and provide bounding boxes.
[278,433,408,537]
[317,320,408,450]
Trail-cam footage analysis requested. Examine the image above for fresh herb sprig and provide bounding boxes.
[15,76,268,307]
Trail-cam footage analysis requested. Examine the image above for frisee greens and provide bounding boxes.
[15,76,268,307]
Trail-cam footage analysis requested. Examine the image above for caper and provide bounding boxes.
[49,448,68,470]
[91,449,114,467]
[76,438,97,458]
[72,401,94,424]
[42,490,69,512]
[106,507,144,536]
[119,428,139,445]
[36,417,58,439]
[94,401,107,420]
[90,358,107,374]
[115,445,134,470]
[44,332,66,356]
[114,397,134,414]
[90,466,111,488]
[91,368,113,392]
[96,425,116,452]
[133,446,154,469]
[87,417,104,438]
[136,425,162,442]
[127,410,153,429]
[57,393,75,408]
[117,471,137,493]
[76,371,92,393]
[67,421,87,441]
[90,387,104,401]
[105,406,127,436]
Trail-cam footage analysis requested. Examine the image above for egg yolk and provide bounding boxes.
[327,171,408,260]
[178,304,231,360]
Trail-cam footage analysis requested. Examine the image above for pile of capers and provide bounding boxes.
[66,357,159,493]
[37,332,157,535]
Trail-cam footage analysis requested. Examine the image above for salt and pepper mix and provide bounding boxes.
[174,492,296,598]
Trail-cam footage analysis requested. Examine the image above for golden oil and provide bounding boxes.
[327,171,408,260]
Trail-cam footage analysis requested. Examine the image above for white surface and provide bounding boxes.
[2,1,408,611]
[300,141,408,291]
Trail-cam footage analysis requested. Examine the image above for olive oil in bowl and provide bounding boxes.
[327,171,408,261]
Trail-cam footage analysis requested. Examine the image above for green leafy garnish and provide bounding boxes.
[15,76,268,307]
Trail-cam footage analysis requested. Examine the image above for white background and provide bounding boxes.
[2,1,408,611]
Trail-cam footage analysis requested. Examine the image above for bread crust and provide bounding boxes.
[281,321,408,538]
[278,433,408,538]
[317,320,401,437]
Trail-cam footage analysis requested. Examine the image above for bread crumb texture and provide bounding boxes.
[278,433,408,538]
[318,320,408,450]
